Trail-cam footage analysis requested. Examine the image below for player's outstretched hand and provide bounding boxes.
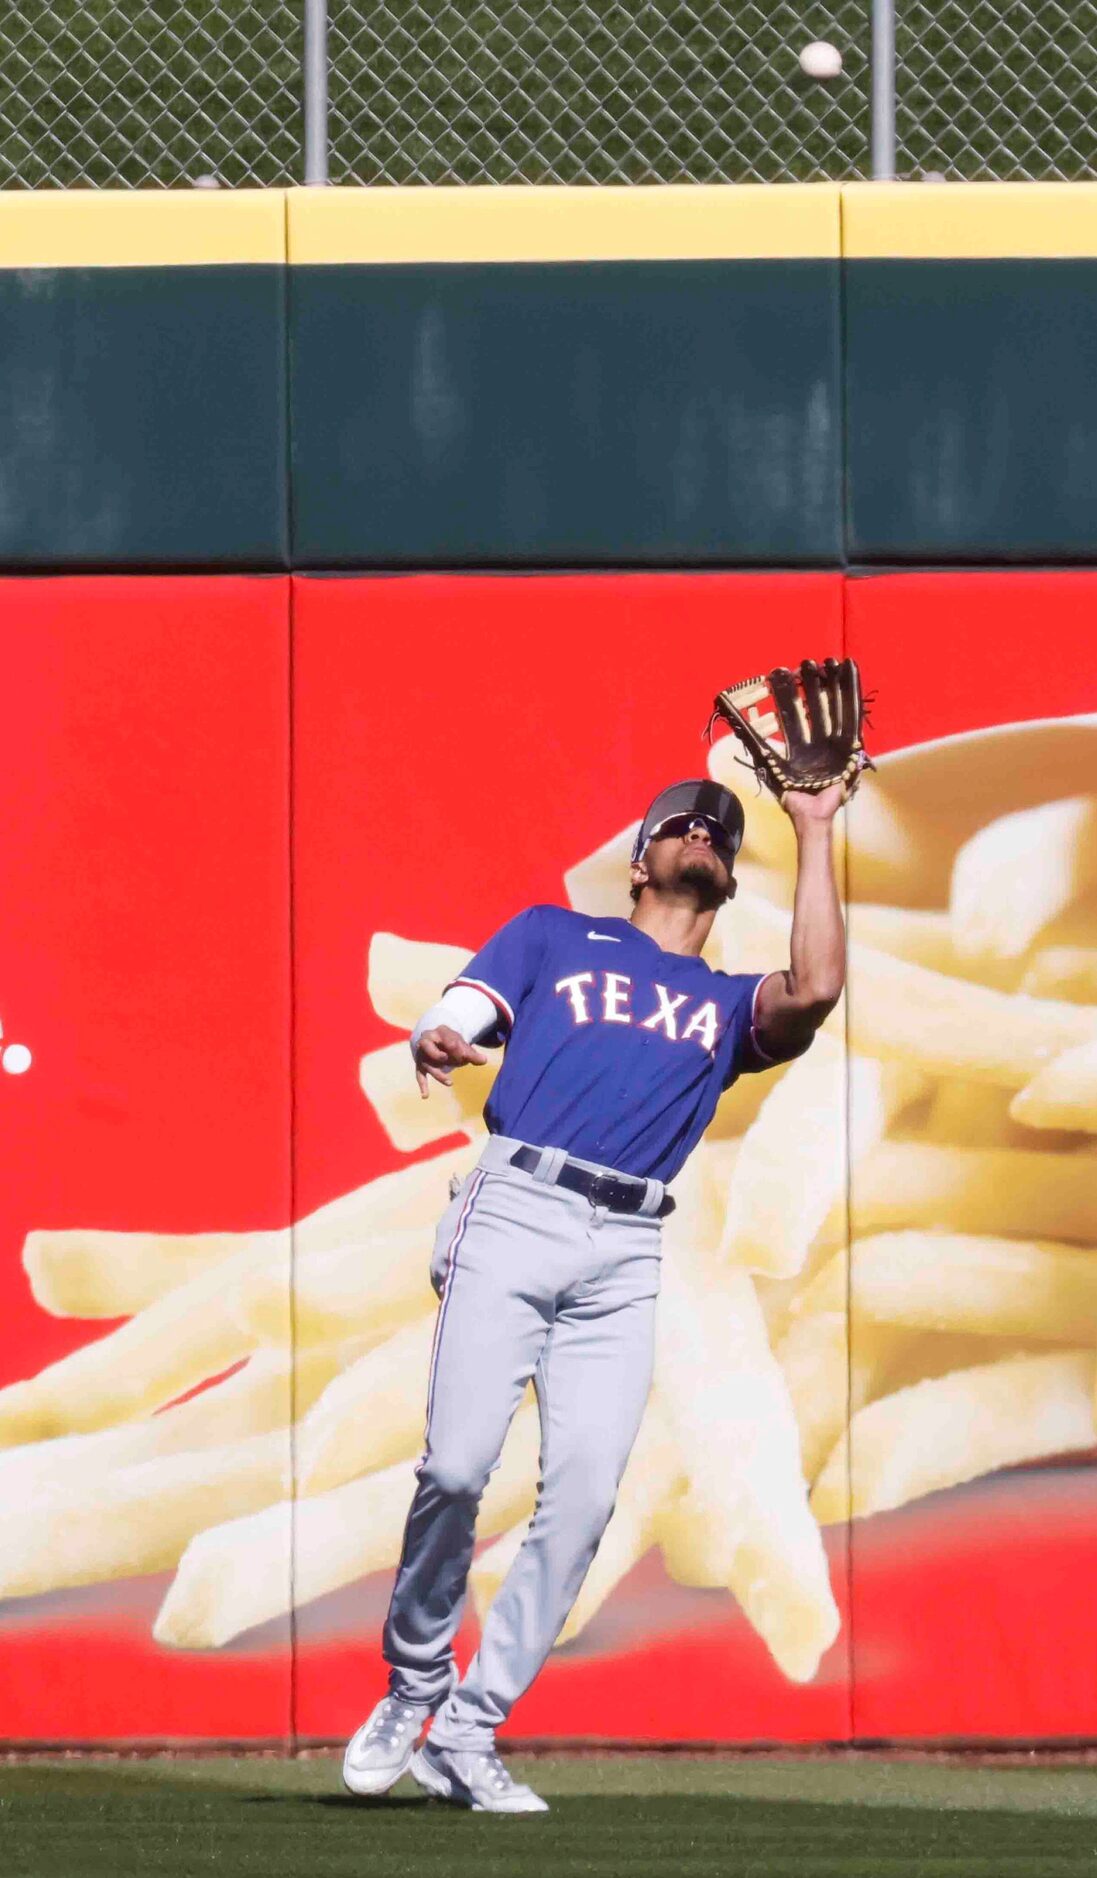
[781,781,847,825]
[414,1026,488,1098]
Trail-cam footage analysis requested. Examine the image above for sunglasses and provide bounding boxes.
[650,813,738,857]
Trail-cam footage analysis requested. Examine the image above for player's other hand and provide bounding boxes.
[414,1026,488,1098]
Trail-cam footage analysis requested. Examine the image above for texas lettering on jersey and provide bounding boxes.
[554,970,721,1053]
[447,903,775,1185]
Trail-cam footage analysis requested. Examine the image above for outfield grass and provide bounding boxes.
[3,1755,1097,1878]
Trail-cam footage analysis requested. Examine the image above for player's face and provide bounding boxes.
[641,817,734,906]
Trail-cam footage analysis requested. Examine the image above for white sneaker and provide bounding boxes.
[409,1742,549,1814]
[342,1695,430,1796]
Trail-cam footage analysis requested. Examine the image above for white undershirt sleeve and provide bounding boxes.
[410,984,499,1056]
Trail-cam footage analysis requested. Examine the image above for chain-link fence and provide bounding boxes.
[896,0,1097,179]
[0,0,1095,190]
[327,1,869,183]
[0,2,300,188]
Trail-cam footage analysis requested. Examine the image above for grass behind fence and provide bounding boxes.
[1,0,1093,189]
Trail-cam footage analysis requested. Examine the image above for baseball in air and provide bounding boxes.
[799,40,843,79]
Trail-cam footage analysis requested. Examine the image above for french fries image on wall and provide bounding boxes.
[0,716,1095,1684]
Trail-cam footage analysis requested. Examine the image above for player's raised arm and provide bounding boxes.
[753,783,846,1062]
[713,656,869,1065]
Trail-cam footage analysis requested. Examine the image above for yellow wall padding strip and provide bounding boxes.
[287,183,842,264]
[6,181,1096,270]
[0,189,289,268]
[842,181,1097,259]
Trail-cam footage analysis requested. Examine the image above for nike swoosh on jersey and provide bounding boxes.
[587,931,622,942]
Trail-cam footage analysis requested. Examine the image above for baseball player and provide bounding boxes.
[343,774,846,1812]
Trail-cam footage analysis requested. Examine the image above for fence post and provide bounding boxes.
[303,0,330,184]
[870,0,896,179]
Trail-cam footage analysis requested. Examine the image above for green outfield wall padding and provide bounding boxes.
[0,267,288,567]
[6,186,1097,571]
[288,260,843,567]
[845,260,1097,563]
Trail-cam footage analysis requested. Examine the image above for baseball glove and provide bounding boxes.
[710,657,873,799]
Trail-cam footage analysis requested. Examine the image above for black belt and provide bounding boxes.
[509,1146,675,1218]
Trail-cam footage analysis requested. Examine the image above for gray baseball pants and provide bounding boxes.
[382,1133,664,1751]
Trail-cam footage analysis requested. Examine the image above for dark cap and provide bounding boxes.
[631,779,745,866]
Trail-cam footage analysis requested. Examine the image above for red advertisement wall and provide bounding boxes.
[845,574,1097,1740]
[0,570,1094,1743]
[0,578,293,1741]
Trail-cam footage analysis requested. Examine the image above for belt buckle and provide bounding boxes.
[587,1172,615,1210]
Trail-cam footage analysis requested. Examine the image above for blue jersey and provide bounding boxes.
[448,904,775,1185]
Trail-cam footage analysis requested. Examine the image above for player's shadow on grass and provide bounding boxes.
[244,1792,428,1810]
